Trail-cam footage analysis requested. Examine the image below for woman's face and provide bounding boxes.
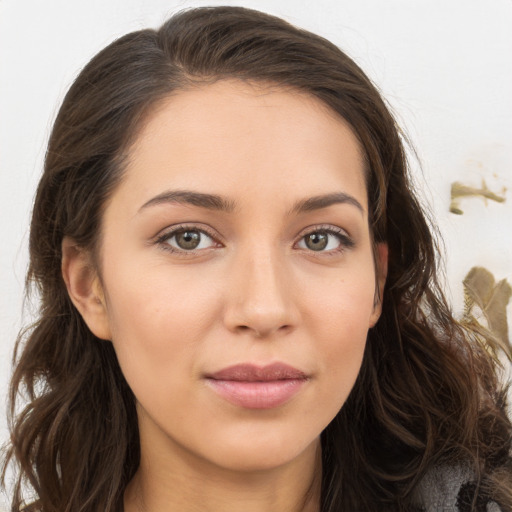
[77,80,386,472]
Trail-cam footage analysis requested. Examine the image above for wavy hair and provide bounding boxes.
[2,6,511,511]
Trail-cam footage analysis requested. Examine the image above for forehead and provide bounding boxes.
[118,80,367,212]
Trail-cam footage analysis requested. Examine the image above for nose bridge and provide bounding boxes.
[224,241,297,337]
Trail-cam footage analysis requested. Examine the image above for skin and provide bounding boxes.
[62,80,387,512]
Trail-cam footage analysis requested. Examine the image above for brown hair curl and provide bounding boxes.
[2,6,511,512]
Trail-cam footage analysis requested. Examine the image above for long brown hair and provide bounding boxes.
[2,6,511,511]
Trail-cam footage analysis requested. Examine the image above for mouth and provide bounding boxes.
[204,363,309,409]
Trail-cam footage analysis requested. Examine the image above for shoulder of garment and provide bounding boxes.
[411,464,506,512]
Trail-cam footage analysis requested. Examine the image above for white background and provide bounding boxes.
[1,0,511,505]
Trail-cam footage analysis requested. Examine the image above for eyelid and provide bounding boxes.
[153,223,223,253]
[152,222,354,255]
[294,224,355,253]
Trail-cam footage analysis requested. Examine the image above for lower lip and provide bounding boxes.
[205,379,306,409]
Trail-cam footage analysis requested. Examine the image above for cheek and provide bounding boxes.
[303,263,377,337]
[303,267,376,406]
[101,259,224,393]
[104,251,222,334]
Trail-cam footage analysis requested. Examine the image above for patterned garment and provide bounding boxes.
[412,465,505,511]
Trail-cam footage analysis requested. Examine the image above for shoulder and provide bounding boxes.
[412,465,506,512]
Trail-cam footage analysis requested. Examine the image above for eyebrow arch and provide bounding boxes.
[139,189,364,216]
[291,192,365,215]
[139,190,236,213]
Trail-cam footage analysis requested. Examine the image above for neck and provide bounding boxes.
[124,432,322,512]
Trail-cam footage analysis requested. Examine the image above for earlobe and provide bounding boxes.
[61,237,112,340]
[369,242,388,327]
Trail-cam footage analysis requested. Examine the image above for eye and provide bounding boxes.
[296,229,353,253]
[160,228,217,252]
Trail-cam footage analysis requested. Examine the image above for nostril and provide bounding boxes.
[278,324,294,335]
[234,323,293,338]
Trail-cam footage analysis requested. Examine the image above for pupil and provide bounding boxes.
[176,231,200,250]
[306,232,328,251]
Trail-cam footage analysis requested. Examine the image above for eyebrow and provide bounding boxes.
[139,189,364,215]
[139,190,236,213]
[290,192,365,215]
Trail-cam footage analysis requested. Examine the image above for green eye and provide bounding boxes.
[304,232,329,251]
[174,230,201,250]
[163,229,216,251]
[297,229,353,253]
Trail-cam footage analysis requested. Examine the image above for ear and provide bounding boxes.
[61,237,112,340]
[369,242,388,328]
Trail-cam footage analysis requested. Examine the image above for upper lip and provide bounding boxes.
[206,363,307,382]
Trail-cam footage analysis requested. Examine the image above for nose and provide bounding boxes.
[223,248,299,338]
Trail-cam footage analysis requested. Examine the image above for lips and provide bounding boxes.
[205,363,308,409]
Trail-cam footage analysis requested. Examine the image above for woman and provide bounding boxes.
[2,6,511,512]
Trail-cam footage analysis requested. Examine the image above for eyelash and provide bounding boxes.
[295,225,355,255]
[154,224,221,255]
[154,223,355,255]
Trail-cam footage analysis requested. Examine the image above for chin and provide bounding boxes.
[201,429,321,473]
